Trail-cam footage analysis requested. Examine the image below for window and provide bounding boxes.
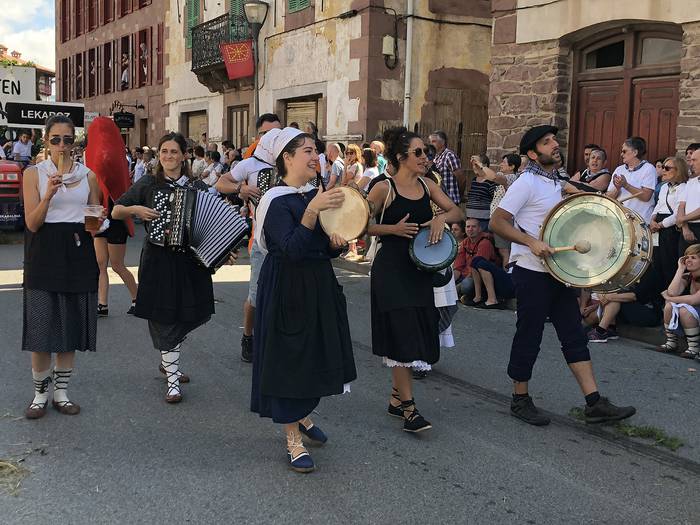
[156,23,164,84]
[186,0,200,49]
[120,0,131,17]
[60,0,69,42]
[585,40,624,69]
[119,35,131,90]
[137,28,150,87]
[230,0,249,40]
[75,53,84,99]
[75,0,84,37]
[103,42,113,94]
[288,0,311,13]
[104,0,114,23]
[641,38,681,65]
[60,59,69,101]
[227,106,249,150]
[88,48,97,97]
[88,0,97,31]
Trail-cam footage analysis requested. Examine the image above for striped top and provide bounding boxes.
[465,179,497,219]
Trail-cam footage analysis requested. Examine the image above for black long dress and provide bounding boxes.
[371,178,440,366]
[115,175,214,351]
[250,189,357,424]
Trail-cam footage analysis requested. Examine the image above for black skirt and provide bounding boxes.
[22,222,99,353]
[251,256,356,423]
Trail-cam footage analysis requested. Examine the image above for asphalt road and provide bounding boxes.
[1,233,698,524]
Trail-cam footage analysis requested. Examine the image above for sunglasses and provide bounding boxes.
[662,164,676,171]
[411,147,431,158]
[49,135,75,145]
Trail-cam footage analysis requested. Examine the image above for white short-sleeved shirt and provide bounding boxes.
[231,156,272,187]
[607,161,657,222]
[13,140,32,159]
[360,166,379,191]
[680,176,700,223]
[498,171,563,272]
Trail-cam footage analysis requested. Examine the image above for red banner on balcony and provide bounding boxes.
[220,40,254,80]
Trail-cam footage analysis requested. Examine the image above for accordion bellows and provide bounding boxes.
[149,187,249,270]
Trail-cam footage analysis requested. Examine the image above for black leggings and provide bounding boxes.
[508,266,590,382]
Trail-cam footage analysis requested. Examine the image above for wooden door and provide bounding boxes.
[573,80,628,173]
[632,77,679,163]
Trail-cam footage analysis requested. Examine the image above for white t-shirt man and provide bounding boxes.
[12,140,32,160]
[231,156,273,191]
[680,176,700,224]
[202,162,223,187]
[498,170,564,272]
[607,161,657,222]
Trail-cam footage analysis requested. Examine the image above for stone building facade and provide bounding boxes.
[488,0,699,172]
[55,0,166,146]
[181,0,492,160]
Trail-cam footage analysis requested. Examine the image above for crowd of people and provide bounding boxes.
[16,107,698,475]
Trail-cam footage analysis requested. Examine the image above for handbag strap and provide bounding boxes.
[378,178,393,225]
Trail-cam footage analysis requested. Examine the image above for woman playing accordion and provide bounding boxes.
[112,132,237,404]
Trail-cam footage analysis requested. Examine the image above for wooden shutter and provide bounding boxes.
[186,0,200,49]
[157,23,164,84]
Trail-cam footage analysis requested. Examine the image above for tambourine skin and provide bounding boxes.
[319,186,370,241]
[539,192,653,291]
[409,227,458,272]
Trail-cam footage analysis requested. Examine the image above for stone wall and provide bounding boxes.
[677,21,700,151]
[487,40,572,162]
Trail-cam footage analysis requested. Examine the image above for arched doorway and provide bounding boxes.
[570,24,682,173]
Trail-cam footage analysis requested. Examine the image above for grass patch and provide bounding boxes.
[0,460,29,496]
[568,406,684,451]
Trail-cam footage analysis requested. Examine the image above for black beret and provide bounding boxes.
[519,125,558,155]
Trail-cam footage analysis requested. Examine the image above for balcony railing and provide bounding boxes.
[191,13,250,73]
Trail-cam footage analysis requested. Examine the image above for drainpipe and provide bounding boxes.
[402,0,414,127]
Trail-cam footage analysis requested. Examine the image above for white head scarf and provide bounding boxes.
[254,127,315,254]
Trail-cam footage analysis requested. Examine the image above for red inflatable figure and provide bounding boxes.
[85,117,134,235]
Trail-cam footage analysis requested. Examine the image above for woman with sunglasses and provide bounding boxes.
[366,127,463,433]
[650,156,690,288]
[22,115,103,419]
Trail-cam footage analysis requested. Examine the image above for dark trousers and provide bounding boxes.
[654,216,680,289]
[678,222,700,256]
[471,256,515,299]
[508,266,590,382]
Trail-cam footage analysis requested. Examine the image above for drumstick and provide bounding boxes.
[551,240,591,254]
[619,191,644,204]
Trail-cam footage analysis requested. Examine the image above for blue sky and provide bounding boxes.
[1,0,56,69]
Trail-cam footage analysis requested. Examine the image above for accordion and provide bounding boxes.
[249,167,275,207]
[148,187,249,270]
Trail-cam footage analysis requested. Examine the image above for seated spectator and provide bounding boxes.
[658,244,700,358]
[587,268,662,343]
[467,154,497,231]
[455,218,512,308]
[570,148,611,192]
[450,220,466,245]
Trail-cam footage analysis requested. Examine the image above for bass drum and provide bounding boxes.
[539,193,653,292]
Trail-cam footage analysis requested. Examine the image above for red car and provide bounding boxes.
[0,160,24,230]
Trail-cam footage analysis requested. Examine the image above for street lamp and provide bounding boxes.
[244,0,269,126]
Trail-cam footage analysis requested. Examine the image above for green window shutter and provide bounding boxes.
[288,0,310,14]
[186,0,200,49]
[230,0,248,41]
